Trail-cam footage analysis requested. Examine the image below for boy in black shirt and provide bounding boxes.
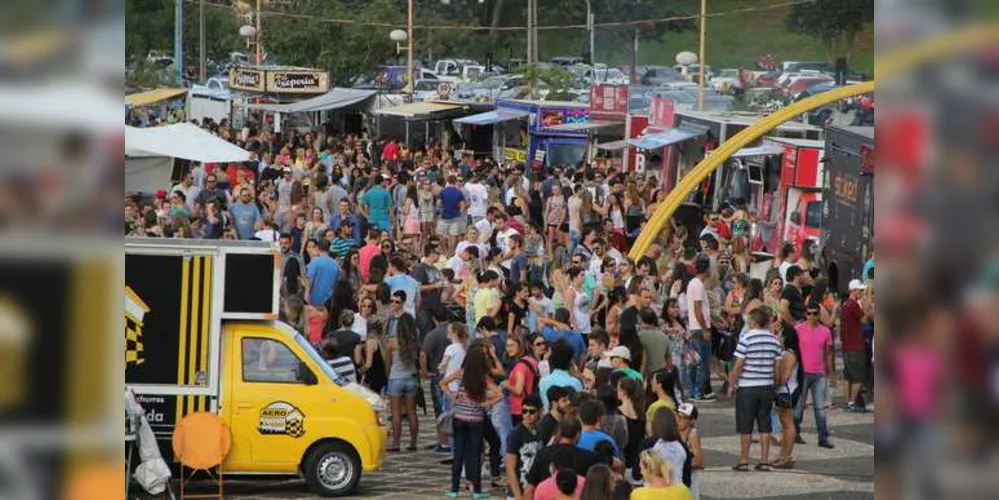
[506,395,544,500]
[538,386,575,446]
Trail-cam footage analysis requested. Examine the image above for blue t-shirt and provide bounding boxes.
[229,201,262,240]
[363,187,393,229]
[543,327,585,364]
[577,429,620,456]
[439,186,465,220]
[384,274,421,315]
[306,255,340,306]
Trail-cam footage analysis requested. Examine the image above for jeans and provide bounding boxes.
[490,399,512,458]
[794,373,830,442]
[430,375,444,418]
[452,419,485,493]
[568,229,581,258]
[687,330,713,399]
[484,418,503,478]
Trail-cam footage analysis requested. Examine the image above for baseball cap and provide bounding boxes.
[678,403,698,420]
[848,279,868,291]
[607,346,631,361]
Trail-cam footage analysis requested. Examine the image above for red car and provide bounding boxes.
[786,76,834,96]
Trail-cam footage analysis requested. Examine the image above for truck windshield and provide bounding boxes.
[293,332,349,387]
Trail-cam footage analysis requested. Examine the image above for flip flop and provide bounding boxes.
[732,463,750,472]
[754,463,773,472]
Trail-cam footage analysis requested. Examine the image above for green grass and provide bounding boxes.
[537,0,874,74]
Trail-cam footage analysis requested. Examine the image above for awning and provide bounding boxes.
[454,109,529,125]
[246,88,378,113]
[595,140,630,151]
[545,120,623,132]
[125,88,188,107]
[731,143,783,158]
[376,101,463,119]
[627,124,708,150]
[126,123,251,163]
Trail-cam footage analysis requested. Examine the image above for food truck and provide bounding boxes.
[126,239,386,496]
[821,125,874,293]
[494,99,591,168]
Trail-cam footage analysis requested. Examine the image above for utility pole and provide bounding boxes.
[407,0,415,95]
[255,0,263,64]
[630,28,638,85]
[585,0,594,64]
[199,0,206,83]
[697,0,707,111]
[527,0,533,99]
[174,0,183,83]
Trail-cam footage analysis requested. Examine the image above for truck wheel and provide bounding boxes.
[303,442,362,497]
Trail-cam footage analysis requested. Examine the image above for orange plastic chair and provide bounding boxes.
[172,412,232,499]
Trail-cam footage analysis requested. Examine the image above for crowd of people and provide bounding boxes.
[124,122,876,500]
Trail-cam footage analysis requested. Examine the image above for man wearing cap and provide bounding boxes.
[608,346,643,382]
[840,279,872,413]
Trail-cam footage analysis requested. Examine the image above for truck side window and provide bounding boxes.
[242,338,314,384]
[805,201,822,228]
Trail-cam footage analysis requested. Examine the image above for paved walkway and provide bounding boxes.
[216,389,874,500]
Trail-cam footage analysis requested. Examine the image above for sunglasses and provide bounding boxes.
[522,408,540,415]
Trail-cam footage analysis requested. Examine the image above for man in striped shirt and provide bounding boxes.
[330,220,358,259]
[727,307,783,471]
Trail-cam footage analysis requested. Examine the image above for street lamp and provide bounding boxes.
[389,0,415,97]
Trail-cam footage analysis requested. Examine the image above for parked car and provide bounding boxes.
[710,68,743,93]
[412,79,443,101]
[640,66,684,86]
[673,64,714,82]
[781,61,834,75]
[550,56,586,66]
[786,75,835,96]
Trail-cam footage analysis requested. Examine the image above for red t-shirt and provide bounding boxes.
[715,222,732,240]
[359,243,382,283]
[508,357,538,416]
[382,143,399,161]
[839,298,865,352]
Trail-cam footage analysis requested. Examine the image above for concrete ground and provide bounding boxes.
[208,387,873,500]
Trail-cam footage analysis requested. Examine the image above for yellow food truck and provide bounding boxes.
[125,239,386,496]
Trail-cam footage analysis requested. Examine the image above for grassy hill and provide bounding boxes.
[538,0,874,74]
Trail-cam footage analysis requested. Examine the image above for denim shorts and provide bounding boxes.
[386,376,419,398]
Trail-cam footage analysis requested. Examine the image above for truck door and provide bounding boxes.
[226,332,325,469]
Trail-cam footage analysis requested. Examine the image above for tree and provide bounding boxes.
[785,0,873,64]
[593,0,697,80]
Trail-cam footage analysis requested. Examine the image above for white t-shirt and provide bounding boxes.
[466,183,489,218]
[497,228,520,268]
[474,218,494,243]
[254,229,279,242]
[686,276,711,331]
[351,315,368,341]
[442,343,467,392]
[778,261,793,284]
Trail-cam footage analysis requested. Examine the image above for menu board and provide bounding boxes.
[537,107,590,134]
[229,69,265,92]
[266,71,329,94]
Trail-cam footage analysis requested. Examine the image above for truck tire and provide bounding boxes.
[303,442,362,497]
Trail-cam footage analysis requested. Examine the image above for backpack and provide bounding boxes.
[514,358,540,396]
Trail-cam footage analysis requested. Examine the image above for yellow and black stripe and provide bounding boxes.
[175,255,214,423]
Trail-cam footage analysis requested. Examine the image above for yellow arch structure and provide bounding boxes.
[628,80,875,260]
[628,23,999,261]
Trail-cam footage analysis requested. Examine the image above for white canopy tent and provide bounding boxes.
[126,123,251,193]
[245,88,378,114]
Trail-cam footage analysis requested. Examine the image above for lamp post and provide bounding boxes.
[697,0,707,111]
[585,0,594,64]
[389,0,414,97]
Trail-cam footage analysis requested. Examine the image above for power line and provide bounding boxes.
[195,0,838,32]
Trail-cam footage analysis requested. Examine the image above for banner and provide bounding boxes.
[590,85,629,114]
[504,148,527,163]
[267,71,329,94]
[229,69,265,92]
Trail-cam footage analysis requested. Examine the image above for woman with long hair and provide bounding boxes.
[501,333,537,427]
[773,320,803,470]
[440,343,503,499]
[358,310,387,394]
[763,273,784,312]
[417,177,436,246]
[305,207,328,241]
[580,463,615,500]
[544,184,567,259]
[562,266,592,337]
[280,295,307,334]
[342,249,363,291]
[647,369,681,422]
[605,286,628,340]
[527,332,551,378]
[596,384,629,455]
[661,298,687,375]
[649,407,688,488]
[385,313,421,452]
[579,189,598,230]
[618,376,647,479]
[808,277,837,328]
[623,181,645,242]
[401,184,422,255]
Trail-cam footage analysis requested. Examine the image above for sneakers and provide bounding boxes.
[434,445,453,454]
[472,493,491,500]
[693,393,718,403]
[445,492,459,499]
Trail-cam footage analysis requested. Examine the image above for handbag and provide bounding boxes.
[775,387,794,409]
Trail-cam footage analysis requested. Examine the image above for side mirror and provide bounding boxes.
[298,362,318,385]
